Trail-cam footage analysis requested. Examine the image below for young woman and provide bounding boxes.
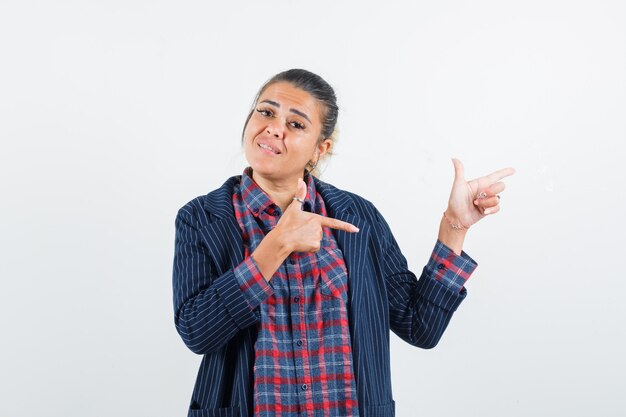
[172,69,515,417]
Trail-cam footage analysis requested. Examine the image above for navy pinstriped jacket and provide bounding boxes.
[173,174,475,417]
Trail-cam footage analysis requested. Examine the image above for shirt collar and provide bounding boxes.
[240,166,317,217]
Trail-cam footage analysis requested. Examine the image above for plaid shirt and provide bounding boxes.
[231,167,476,417]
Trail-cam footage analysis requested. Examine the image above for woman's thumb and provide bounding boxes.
[451,157,465,182]
[290,178,307,209]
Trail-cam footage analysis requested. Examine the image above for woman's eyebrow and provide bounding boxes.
[260,99,311,123]
[260,99,280,108]
[290,108,311,124]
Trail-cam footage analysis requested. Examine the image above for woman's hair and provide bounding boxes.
[241,68,339,177]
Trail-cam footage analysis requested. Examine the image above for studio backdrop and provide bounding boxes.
[1,1,624,416]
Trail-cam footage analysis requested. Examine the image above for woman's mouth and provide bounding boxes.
[258,143,281,155]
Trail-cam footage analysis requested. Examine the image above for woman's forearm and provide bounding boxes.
[437,214,468,256]
[251,228,292,282]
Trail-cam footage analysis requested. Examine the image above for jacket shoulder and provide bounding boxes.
[175,175,241,228]
[314,177,381,223]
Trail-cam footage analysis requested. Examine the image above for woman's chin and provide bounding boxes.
[248,161,297,181]
[248,161,278,176]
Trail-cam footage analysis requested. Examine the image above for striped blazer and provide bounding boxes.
[173,174,470,417]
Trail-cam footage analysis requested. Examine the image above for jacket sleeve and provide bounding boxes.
[373,208,477,349]
[172,207,273,355]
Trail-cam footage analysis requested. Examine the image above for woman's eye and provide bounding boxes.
[256,108,272,117]
[290,121,305,129]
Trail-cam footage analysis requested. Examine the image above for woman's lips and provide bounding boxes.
[258,143,281,156]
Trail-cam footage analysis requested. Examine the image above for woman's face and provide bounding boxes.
[243,81,331,183]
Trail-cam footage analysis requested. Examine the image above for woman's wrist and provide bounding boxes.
[442,210,470,230]
[271,227,294,258]
[251,228,292,281]
[268,225,293,257]
[438,214,467,256]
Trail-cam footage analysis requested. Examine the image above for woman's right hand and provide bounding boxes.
[275,178,359,254]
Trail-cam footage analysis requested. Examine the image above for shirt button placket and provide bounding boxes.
[288,256,309,406]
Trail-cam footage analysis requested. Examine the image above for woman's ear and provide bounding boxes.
[317,138,333,158]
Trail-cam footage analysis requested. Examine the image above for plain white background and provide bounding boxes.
[1,1,624,416]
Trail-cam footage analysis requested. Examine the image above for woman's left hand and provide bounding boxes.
[445,158,516,229]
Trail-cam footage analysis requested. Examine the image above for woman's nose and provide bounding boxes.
[266,120,284,138]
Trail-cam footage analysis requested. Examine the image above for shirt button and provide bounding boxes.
[294,296,300,303]
[301,384,308,391]
[296,340,303,346]
[437,263,446,270]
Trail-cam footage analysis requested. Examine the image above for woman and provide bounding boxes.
[172,69,515,417]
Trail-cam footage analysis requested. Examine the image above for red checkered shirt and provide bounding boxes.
[231,167,475,417]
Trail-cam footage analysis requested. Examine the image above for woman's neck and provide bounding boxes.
[251,169,304,213]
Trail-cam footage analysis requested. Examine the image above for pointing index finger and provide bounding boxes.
[319,215,360,233]
[486,167,516,183]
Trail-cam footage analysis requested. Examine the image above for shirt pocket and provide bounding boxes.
[318,246,349,300]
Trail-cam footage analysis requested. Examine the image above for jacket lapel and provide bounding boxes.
[328,211,371,324]
[200,176,245,273]
[316,180,372,341]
